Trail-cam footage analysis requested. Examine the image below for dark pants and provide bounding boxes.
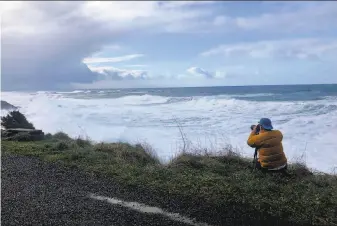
[255,161,289,175]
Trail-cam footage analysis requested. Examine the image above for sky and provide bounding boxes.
[1,1,337,91]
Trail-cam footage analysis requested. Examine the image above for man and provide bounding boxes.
[247,118,287,172]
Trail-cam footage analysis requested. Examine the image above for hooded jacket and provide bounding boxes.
[247,130,287,169]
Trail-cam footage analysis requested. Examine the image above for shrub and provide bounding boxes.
[52,132,71,140]
[1,130,11,138]
[289,162,313,177]
[169,153,206,170]
[93,142,160,166]
[52,141,70,151]
[7,132,33,141]
[44,133,53,140]
[2,131,44,142]
[1,111,35,129]
[75,137,91,147]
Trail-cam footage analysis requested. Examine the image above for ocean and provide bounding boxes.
[2,84,337,173]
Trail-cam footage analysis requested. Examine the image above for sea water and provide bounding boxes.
[2,84,337,173]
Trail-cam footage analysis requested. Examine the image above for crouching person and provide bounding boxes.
[247,118,288,173]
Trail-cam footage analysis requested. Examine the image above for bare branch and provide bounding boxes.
[173,118,188,153]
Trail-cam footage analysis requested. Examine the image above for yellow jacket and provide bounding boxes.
[247,130,287,169]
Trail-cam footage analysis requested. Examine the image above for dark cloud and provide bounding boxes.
[1,2,128,91]
[1,1,217,91]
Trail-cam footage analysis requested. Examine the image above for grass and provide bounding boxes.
[1,132,337,226]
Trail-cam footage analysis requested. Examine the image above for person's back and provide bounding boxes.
[247,118,287,171]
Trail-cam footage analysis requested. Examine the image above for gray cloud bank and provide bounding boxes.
[1,1,215,91]
[1,2,126,91]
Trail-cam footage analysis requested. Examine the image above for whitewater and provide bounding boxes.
[1,85,337,173]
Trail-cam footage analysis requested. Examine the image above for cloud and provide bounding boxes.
[186,67,213,79]
[89,45,123,57]
[185,67,240,80]
[87,66,148,80]
[75,61,304,89]
[1,2,127,91]
[102,44,122,50]
[83,54,144,64]
[209,2,337,34]
[124,64,149,68]
[0,1,217,91]
[76,65,226,89]
[233,2,337,33]
[2,1,336,91]
[78,1,216,33]
[200,39,337,60]
[72,65,150,89]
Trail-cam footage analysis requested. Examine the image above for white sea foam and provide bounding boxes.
[1,91,337,173]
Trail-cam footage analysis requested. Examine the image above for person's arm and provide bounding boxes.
[247,131,263,148]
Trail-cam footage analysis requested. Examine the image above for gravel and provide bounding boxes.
[1,154,192,226]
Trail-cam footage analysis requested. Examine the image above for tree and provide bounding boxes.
[1,111,35,129]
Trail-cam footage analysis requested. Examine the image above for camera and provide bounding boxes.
[250,124,260,134]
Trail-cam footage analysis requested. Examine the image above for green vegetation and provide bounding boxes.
[1,111,336,226]
[1,110,35,129]
[2,136,336,226]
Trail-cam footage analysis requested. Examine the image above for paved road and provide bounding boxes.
[1,154,198,226]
